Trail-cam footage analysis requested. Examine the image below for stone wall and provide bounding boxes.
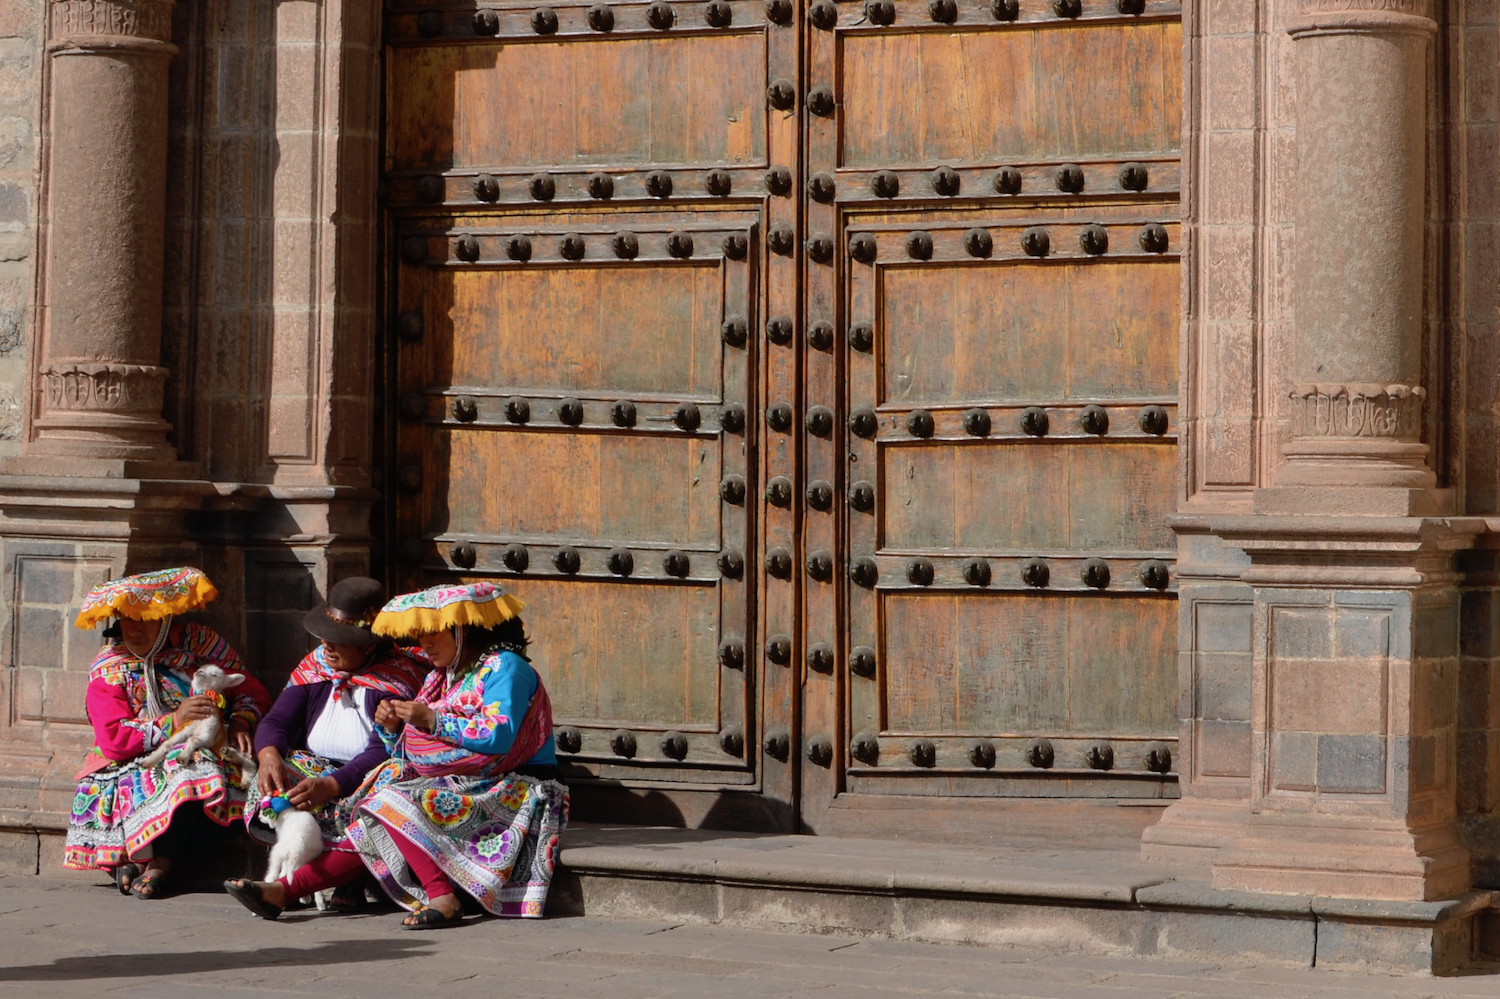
[0,0,381,873]
[0,0,40,454]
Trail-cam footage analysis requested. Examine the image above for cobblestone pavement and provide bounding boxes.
[6,876,1500,998]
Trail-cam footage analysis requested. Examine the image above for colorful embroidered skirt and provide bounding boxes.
[243,750,352,849]
[344,759,568,918]
[64,745,250,870]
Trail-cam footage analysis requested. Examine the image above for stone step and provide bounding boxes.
[551,824,1500,976]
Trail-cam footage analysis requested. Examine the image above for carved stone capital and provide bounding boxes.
[39,363,167,415]
[1289,383,1425,440]
[49,0,175,52]
[1289,0,1437,38]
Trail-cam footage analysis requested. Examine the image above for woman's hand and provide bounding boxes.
[287,775,340,811]
[171,694,216,729]
[374,698,401,732]
[391,700,436,733]
[256,747,288,796]
[228,719,253,755]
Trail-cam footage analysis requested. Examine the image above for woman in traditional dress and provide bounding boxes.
[244,576,425,908]
[64,567,272,899]
[225,581,568,928]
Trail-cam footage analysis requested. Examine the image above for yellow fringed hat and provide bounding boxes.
[74,567,218,629]
[372,581,524,639]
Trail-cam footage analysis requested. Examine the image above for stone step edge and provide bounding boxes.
[558,845,1498,926]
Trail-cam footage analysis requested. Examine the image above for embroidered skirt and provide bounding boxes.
[343,759,568,918]
[63,745,251,870]
[243,750,352,849]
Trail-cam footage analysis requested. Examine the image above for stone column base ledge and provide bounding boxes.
[1140,799,1252,866]
[1213,814,1470,902]
[1254,485,1454,518]
[1279,442,1437,489]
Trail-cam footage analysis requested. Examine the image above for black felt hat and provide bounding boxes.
[303,577,386,647]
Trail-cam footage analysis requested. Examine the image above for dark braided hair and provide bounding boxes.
[455,616,529,674]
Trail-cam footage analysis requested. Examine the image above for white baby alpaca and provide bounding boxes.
[237,758,332,911]
[265,806,324,890]
[136,665,251,770]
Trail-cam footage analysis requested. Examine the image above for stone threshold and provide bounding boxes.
[552,825,1499,976]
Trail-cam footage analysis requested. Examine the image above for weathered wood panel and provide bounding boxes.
[881,260,1179,405]
[881,442,1177,553]
[840,21,1182,167]
[435,429,721,546]
[522,579,720,727]
[437,264,724,397]
[882,593,1176,735]
[388,36,768,171]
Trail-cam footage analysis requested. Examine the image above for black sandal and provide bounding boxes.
[224,878,283,921]
[327,883,367,913]
[403,905,464,930]
[129,870,167,899]
[114,863,142,896]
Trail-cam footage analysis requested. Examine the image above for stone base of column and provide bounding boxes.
[1279,439,1437,490]
[28,364,177,461]
[1213,813,1470,902]
[1254,486,1454,519]
[1139,798,1250,866]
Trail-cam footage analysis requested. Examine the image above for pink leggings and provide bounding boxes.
[279,825,455,902]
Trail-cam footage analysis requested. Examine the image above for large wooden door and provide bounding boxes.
[380,0,1181,834]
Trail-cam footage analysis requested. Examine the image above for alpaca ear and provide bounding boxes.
[223,673,247,688]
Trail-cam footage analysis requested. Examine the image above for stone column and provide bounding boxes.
[1277,1,1435,495]
[1201,1,1482,903]
[29,0,177,460]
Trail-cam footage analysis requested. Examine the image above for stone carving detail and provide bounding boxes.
[40,364,167,413]
[1299,0,1431,13]
[51,0,174,42]
[1289,383,1424,439]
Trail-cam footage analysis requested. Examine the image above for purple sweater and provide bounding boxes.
[253,681,402,797]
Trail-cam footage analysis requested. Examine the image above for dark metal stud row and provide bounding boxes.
[554,724,747,761]
[407,392,742,435]
[861,161,1153,201]
[811,0,1162,30]
[391,165,805,207]
[847,222,1171,264]
[846,404,1172,439]
[845,735,1172,773]
[403,0,767,41]
[416,537,738,582]
[845,555,1173,591]
[402,228,752,267]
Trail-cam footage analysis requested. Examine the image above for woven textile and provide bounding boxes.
[244,750,351,849]
[345,763,567,918]
[286,644,424,703]
[372,582,523,639]
[75,567,218,629]
[65,745,252,870]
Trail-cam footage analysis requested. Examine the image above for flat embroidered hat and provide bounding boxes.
[74,567,218,629]
[371,581,524,639]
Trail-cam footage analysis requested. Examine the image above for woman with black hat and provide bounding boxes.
[242,577,425,902]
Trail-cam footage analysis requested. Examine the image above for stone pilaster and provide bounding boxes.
[30,0,177,460]
[1184,1,1478,902]
[1278,0,1436,493]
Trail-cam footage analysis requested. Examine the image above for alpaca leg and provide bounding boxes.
[136,729,190,771]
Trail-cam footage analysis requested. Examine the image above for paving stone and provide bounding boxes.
[5,877,1500,997]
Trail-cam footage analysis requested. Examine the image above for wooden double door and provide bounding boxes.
[382,0,1182,835]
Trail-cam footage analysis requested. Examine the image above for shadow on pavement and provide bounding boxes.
[0,938,436,982]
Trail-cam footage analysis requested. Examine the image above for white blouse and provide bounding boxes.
[305,686,375,763]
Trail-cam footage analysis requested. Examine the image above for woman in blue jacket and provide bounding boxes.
[226,582,567,929]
